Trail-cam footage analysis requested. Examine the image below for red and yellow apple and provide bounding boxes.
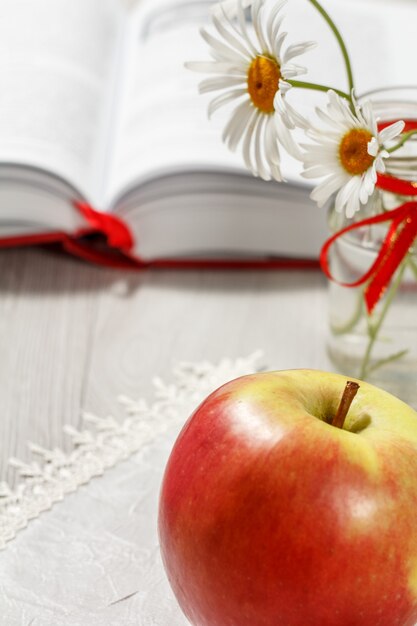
[158,370,417,626]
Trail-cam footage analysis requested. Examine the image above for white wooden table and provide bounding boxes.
[0,246,331,624]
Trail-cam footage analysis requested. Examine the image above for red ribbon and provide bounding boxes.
[74,201,134,250]
[320,173,417,314]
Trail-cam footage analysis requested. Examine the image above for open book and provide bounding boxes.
[0,0,414,267]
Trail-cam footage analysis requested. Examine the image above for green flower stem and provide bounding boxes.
[331,291,364,336]
[306,0,354,96]
[287,79,350,101]
[387,129,417,154]
[366,349,409,377]
[407,255,417,280]
[358,262,407,380]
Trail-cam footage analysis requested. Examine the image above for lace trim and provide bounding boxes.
[0,353,262,549]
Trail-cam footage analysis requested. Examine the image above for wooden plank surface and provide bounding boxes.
[0,246,331,486]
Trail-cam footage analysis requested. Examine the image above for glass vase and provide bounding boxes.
[327,88,417,407]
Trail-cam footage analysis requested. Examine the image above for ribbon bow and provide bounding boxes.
[320,173,417,314]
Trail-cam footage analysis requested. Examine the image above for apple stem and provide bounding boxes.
[332,381,360,430]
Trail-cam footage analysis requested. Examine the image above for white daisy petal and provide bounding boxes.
[278,79,291,97]
[252,0,269,53]
[223,100,254,151]
[327,91,358,127]
[199,75,246,94]
[303,91,395,217]
[282,41,317,64]
[274,30,287,60]
[220,2,258,56]
[335,176,359,214]
[359,177,371,205]
[277,92,309,129]
[311,173,349,208]
[208,88,247,118]
[274,92,294,128]
[212,13,252,60]
[314,106,350,132]
[187,0,313,179]
[242,108,259,175]
[263,117,281,176]
[302,142,339,158]
[360,101,377,135]
[275,113,303,159]
[363,166,377,195]
[255,114,271,180]
[265,116,282,170]
[235,0,257,53]
[267,14,283,53]
[185,61,244,75]
[281,63,307,79]
[271,164,283,181]
[345,178,363,217]
[200,28,246,64]
[302,164,336,179]
[374,155,386,173]
[379,120,405,144]
[267,1,286,51]
[367,137,379,157]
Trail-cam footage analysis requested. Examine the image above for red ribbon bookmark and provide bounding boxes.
[320,173,417,315]
[74,201,134,251]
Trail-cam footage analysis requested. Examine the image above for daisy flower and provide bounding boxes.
[186,0,315,181]
[302,90,405,218]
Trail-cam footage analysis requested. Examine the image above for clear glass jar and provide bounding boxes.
[327,88,417,407]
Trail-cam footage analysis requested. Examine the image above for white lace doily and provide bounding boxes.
[0,353,262,551]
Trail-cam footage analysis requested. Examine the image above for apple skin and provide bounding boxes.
[158,370,417,626]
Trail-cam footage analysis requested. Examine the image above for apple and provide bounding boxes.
[158,370,417,626]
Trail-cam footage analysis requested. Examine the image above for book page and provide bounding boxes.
[0,0,125,205]
[105,0,248,206]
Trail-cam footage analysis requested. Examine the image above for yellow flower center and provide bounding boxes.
[339,128,375,176]
[247,55,281,114]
